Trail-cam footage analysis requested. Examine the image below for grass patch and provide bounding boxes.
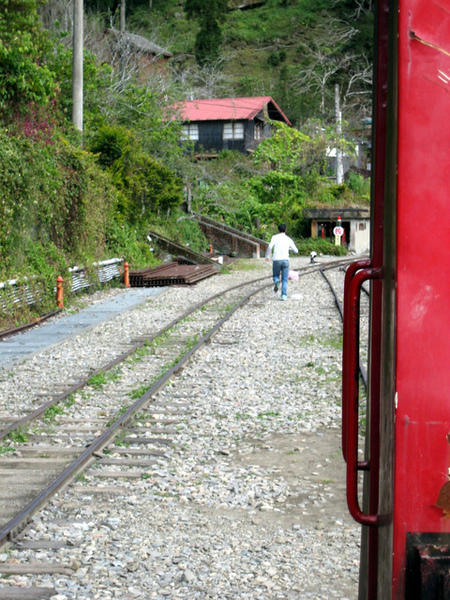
[114,433,130,448]
[257,411,280,419]
[88,372,108,389]
[129,383,153,400]
[65,393,76,408]
[106,405,129,427]
[320,334,343,350]
[230,259,265,272]
[43,403,64,423]
[8,427,29,444]
[236,412,251,420]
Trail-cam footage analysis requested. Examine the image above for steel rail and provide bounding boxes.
[0,310,62,341]
[0,258,353,548]
[319,267,368,388]
[0,277,266,442]
[0,258,353,442]
[0,274,270,547]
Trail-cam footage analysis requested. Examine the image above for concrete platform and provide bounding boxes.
[0,287,164,373]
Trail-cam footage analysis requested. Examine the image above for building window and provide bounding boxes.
[181,124,199,141]
[223,122,244,140]
[254,122,263,140]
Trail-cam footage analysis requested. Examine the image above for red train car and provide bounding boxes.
[342,0,450,598]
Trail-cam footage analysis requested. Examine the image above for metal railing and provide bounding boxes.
[0,258,124,314]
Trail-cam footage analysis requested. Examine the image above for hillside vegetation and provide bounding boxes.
[0,0,372,323]
[123,0,373,126]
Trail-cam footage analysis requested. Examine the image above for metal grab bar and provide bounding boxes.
[343,264,382,526]
[342,259,371,462]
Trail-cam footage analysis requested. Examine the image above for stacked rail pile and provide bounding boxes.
[129,262,217,287]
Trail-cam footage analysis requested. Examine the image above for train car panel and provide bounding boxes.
[394,0,450,596]
[344,0,450,598]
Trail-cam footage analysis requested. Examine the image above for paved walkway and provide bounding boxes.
[0,288,164,372]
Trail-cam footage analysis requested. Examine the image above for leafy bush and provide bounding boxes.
[90,124,183,223]
[297,237,347,256]
[0,1,58,117]
[0,130,121,278]
[346,171,370,200]
[105,221,156,268]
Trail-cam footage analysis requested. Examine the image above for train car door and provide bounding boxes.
[343,0,450,598]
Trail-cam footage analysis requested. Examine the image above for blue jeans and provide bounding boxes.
[273,260,289,296]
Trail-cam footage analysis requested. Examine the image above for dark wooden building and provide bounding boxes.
[175,97,291,155]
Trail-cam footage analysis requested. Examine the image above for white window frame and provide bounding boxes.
[181,123,199,141]
[223,121,244,140]
[254,122,264,140]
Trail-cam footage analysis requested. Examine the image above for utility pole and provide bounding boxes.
[120,0,126,31]
[119,0,126,79]
[335,83,344,184]
[72,0,83,135]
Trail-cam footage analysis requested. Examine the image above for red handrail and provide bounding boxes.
[342,259,371,462]
[345,266,382,526]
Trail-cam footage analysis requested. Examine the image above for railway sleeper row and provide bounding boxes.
[0,259,361,599]
[0,271,280,549]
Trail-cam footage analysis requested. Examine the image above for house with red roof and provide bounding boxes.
[174,96,291,156]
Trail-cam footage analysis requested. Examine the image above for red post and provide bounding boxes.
[124,262,130,287]
[56,276,64,308]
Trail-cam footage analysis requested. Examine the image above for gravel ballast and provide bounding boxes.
[0,257,362,599]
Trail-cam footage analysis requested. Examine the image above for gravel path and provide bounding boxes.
[0,257,362,600]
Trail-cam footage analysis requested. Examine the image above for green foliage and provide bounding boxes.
[0,0,58,116]
[297,237,347,256]
[174,216,209,253]
[88,372,108,389]
[253,121,350,178]
[0,42,57,115]
[346,171,370,200]
[8,426,29,444]
[43,403,64,423]
[90,124,183,223]
[185,0,228,66]
[149,210,208,253]
[90,124,134,168]
[105,221,155,267]
[0,129,121,280]
[0,0,44,40]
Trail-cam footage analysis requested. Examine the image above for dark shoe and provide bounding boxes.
[274,281,280,293]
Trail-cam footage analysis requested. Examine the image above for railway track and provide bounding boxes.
[0,257,364,600]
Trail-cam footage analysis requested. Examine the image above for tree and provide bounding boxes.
[295,16,358,117]
[172,54,231,99]
[252,122,329,177]
[89,123,183,221]
[185,0,228,67]
[0,0,57,117]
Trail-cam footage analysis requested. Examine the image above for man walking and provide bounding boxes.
[265,224,298,300]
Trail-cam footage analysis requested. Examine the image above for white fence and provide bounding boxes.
[0,258,124,313]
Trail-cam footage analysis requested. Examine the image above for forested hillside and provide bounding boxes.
[81,0,374,127]
[0,0,372,323]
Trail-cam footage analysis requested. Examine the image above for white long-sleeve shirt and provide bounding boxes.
[265,232,298,261]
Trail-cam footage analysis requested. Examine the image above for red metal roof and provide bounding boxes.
[174,96,291,126]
